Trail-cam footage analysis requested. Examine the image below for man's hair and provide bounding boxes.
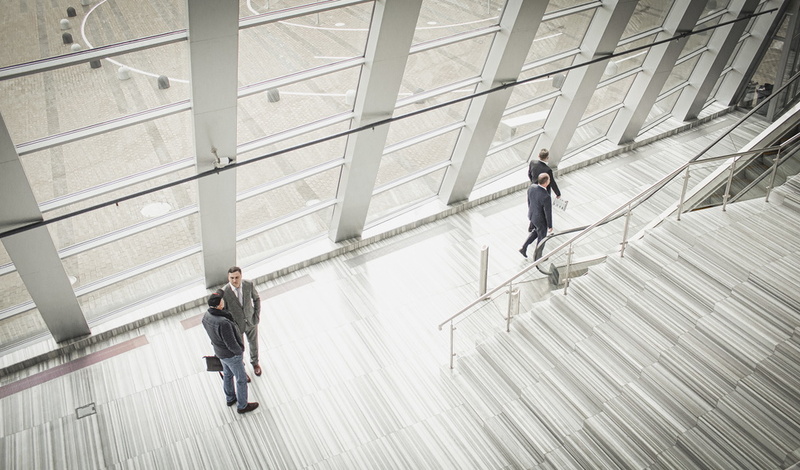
[538,173,550,185]
[538,149,549,160]
[227,266,242,274]
[208,290,224,308]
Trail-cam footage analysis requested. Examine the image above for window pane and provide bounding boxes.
[0,271,33,319]
[583,74,636,118]
[53,211,201,291]
[641,91,681,131]
[19,112,193,205]
[376,129,459,187]
[683,17,721,55]
[238,3,373,85]
[494,97,556,146]
[366,170,445,225]
[236,166,341,234]
[0,1,186,66]
[566,111,618,156]
[402,35,493,94]
[524,9,596,64]
[606,35,655,79]
[662,55,701,93]
[413,0,502,44]
[547,1,599,14]
[77,253,203,322]
[239,1,334,19]
[0,43,190,144]
[387,88,473,146]
[237,67,360,144]
[0,309,47,349]
[237,206,334,267]
[511,56,575,108]
[477,134,541,187]
[621,0,672,39]
[237,126,349,190]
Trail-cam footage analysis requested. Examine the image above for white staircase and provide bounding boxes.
[445,176,800,469]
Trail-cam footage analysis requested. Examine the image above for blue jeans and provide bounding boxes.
[219,355,248,410]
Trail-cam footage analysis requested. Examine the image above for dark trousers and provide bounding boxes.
[521,223,547,259]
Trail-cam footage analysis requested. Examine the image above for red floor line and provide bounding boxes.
[0,335,149,399]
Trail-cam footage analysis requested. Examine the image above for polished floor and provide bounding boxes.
[0,110,777,469]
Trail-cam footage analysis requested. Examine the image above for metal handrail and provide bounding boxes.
[438,85,800,368]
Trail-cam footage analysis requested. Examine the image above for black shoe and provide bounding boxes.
[226,399,236,407]
[518,248,527,259]
[237,402,259,414]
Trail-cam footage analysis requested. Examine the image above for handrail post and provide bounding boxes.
[478,245,489,296]
[620,203,632,258]
[506,285,519,332]
[448,320,456,369]
[722,158,737,212]
[676,166,691,221]
[765,148,781,203]
[562,242,574,296]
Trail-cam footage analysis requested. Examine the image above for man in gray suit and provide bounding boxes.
[519,173,553,260]
[222,267,263,376]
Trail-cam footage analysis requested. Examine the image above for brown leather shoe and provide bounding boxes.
[237,402,259,414]
[246,373,251,383]
[253,364,262,376]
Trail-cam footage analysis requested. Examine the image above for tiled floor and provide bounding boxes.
[0,110,775,468]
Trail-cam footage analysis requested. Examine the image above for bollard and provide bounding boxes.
[157,75,170,89]
[89,59,102,69]
[267,88,280,102]
[117,66,131,80]
[60,19,71,30]
[81,0,91,5]
[478,245,488,296]
[67,7,77,17]
[506,286,519,332]
[62,32,73,45]
[345,89,355,106]
[70,43,82,52]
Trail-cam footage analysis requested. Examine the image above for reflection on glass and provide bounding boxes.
[414,0,503,44]
[366,168,446,225]
[19,113,193,205]
[77,252,204,323]
[401,35,493,96]
[684,17,720,54]
[238,3,373,85]
[0,43,190,144]
[236,166,340,234]
[237,206,334,267]
[376,129,459,187]
[237,67,360,143]
[524,10,595,65]
[56,213,201,288]
[621,0,672,39]
[240,0,333,18]
[566,111,618,156]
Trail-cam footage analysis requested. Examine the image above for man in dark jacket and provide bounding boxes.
[528,148,561,199]
[519,173,553,260]
[202,290,259,414]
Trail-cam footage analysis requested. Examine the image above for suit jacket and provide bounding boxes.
[527,184,552,232]
[528,160,561,197]
[223,280,261,334]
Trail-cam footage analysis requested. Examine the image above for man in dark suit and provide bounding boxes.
[202,290,259,414]
[519,173,553,260]
[222,267,263,376]
[528,148,561,199]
